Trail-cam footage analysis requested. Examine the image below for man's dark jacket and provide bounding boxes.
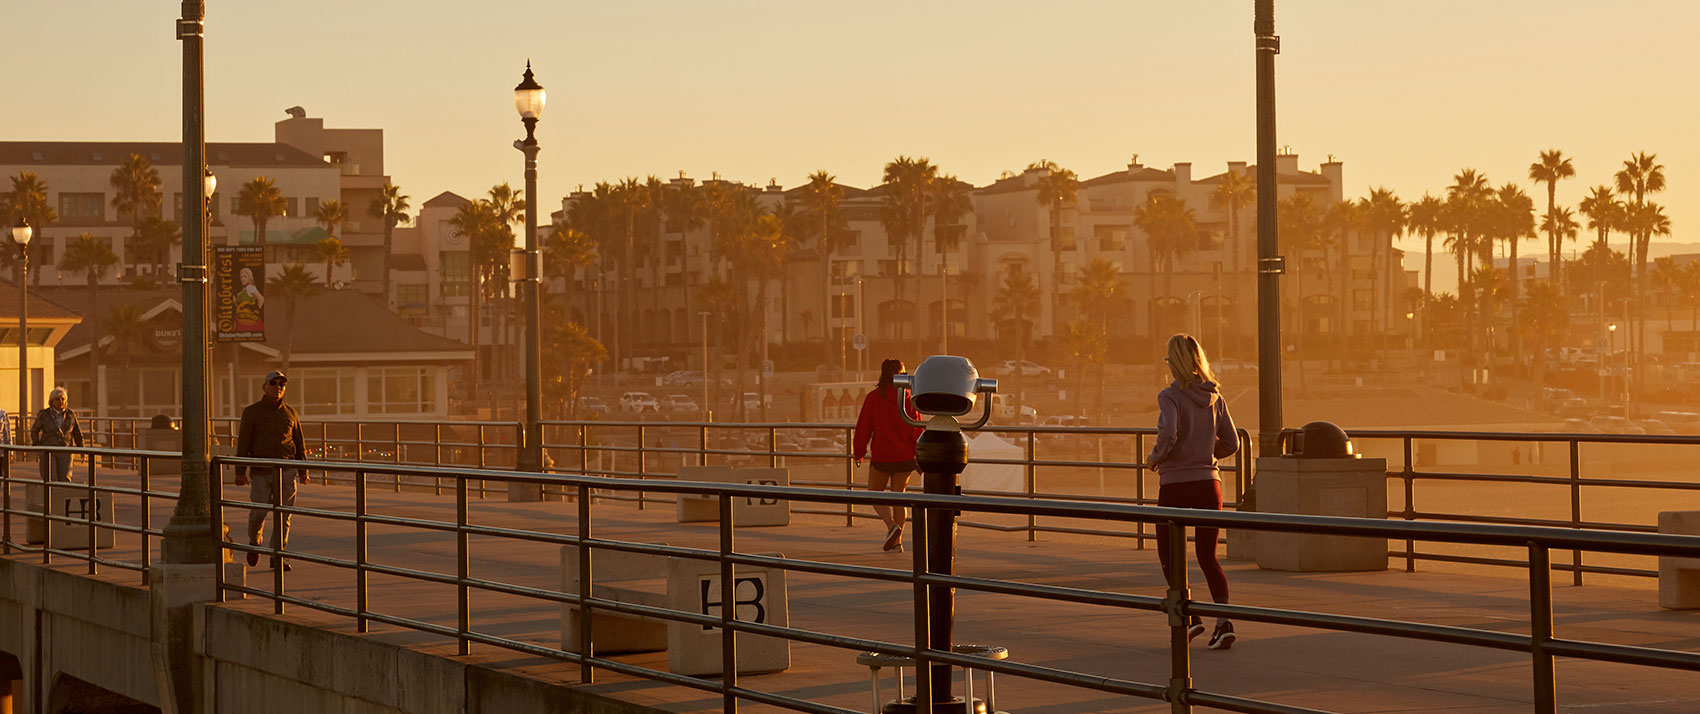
[237,396,305,475]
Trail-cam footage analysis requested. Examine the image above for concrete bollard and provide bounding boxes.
[1658,511,1700,609]
[1254,454,1389,572]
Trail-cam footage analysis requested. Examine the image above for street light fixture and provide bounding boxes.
[513,61,547,488]
[12,218,33,443]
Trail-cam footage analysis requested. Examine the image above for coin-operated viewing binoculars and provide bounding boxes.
[887,355,997,714]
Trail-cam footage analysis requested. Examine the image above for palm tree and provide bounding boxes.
[931,175,974,353]
[1133,192,1198,339]
[5,172,58,284]
[1578,186,1621,253]
[696,276,741,412]
[135,216,181,280]
[544,321,607,419]
[1032,160,1080,331]
[315,199,348,237]
[314,237,348,288]
[449,199,499,353]
[60,233,119,410]
[992,272,1040,421]
[1492,183,1535,369]
[270,264,319,372]
[542,225,596,311]
[1682,261,1700,332]
[1072,258,1125,419]
[1323,199,1362,360]
[1360,187,1405,336]
[798,171,845,369]
[1446,169,1493,387]
[1540,207,1580,294]
[882,156,939,357]
[1652,255,1682,332]
[109,154,163,279]
[103,304,152,416]
[368,183,411,305]
[1210,167,1255,345]
[1277,193,1323,393]
[748,210,799,420]
[235,177,287,262]
[1406,194,1444,314]
[662,179,707,349]
[1528,150,1575,289]
[1615,152,1665,382]
[1521,280,1567,387]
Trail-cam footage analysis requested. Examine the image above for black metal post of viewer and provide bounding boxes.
[511,61,547,486]
[888,356,997,714]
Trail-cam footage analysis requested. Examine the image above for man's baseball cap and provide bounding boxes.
[262,370,288,386]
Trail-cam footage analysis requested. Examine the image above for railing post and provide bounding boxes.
[433,423,444,496]
[1026,431,1037,543]
[910,501,932,714]
[356,468,369,633]
[476,425,487,499]
[140,456,151,584]
[210,457,225,601]
[1134,433,1145,550]
[42,464,53,565]
[456,475,470,656]
[393,423,402,492]
[2,450,10,556]
[636,424,647,510]
[1164,519,1193,714]
[844,427,855,527]
[767,426,777,468]
[1569,439,1583,586]
[577,482,594,683]
[87,452,98,575]
[272,467,285,615]
[1404,437,1416,573]
[699,424,709,468]
[719,492,737,713]
[1529,543,1556,714]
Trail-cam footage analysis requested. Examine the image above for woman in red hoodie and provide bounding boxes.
[853,359,923,552]
[1147,334,1240,650]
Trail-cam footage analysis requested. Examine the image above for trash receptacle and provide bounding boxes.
[1254,422,1389,572]
[141,413,182,476]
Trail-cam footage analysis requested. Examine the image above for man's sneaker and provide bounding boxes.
[271,558,291,572]
[1207,620,1236,650]
[245,551,259,567]
[883,525,904,552]
[1187,615,1206,642]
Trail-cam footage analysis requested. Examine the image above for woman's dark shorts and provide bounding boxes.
[871,459,918,473]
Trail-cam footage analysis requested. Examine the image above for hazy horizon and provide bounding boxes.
[7,1,1693,295]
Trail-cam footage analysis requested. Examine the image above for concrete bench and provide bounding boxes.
[1659,511,1700,609]
[23,482,114,550]
[675,466,791,526]
[560,545,790,676]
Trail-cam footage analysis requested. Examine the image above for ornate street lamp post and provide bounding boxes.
[513,62,547,482]
[11,218,32,441]
[163,0,218,565]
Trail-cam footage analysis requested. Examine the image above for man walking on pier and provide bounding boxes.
[234,370,308,570]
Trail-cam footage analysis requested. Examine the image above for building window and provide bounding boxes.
[1353,289,1373,311]
[305,197,320,216]
[58,193,104,220]
[440,251,470,297]
[284,197,299,218]
[368,367,436,415]
[396,283,428,307]
[841,230,860,249]
[831,294,856,319]
[296,367,356,417]
[1094,225,1127,252]
[1056,225,1077,251]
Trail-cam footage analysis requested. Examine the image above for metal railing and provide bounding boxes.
[1329,429,1700,585]
[5,444,1700,714]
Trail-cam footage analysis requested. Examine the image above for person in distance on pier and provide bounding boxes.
[853,359,923,553]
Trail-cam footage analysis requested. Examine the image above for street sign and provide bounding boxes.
[852,334,867,351]
[762,360,774,378]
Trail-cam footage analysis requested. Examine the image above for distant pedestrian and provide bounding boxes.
[853,359,923,553]
[31,387,84,482]
[0,405,10,461]
[234,370,308,571]
[1147,334,1239,650]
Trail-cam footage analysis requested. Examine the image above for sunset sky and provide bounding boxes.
[9,1,1694,292]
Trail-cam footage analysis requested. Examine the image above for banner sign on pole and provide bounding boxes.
[214,246,266,342]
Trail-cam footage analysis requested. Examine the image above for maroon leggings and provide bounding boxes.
[1155,479,1229,604]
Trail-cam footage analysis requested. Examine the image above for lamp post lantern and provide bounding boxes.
[513,61,547,484]
[11,218,32,442]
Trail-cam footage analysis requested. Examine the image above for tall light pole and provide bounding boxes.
[11,218,32,444]
[163,0,219,566]
[513,61,547,481]
[1254,0,1285,457]
[1608,322,1619,407]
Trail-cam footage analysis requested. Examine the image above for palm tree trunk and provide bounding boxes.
[382,222,394,305]
[1510,232,1521,373]
[1423,231,1434,340]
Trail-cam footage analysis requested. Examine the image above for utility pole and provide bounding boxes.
[1255,0,1284,457]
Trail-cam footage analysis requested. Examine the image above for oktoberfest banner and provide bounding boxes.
[214,246,266,342]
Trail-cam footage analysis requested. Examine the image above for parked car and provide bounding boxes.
[1638,419,1676,435]
[619,391,661,413]
[741,392,773,411]
[1560,418,1600,433]
[1655,411,1700,433]
[1588,415,1643,434]
[576,396,610,417]
[997,359,1052,377]
[663,394,700,412]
